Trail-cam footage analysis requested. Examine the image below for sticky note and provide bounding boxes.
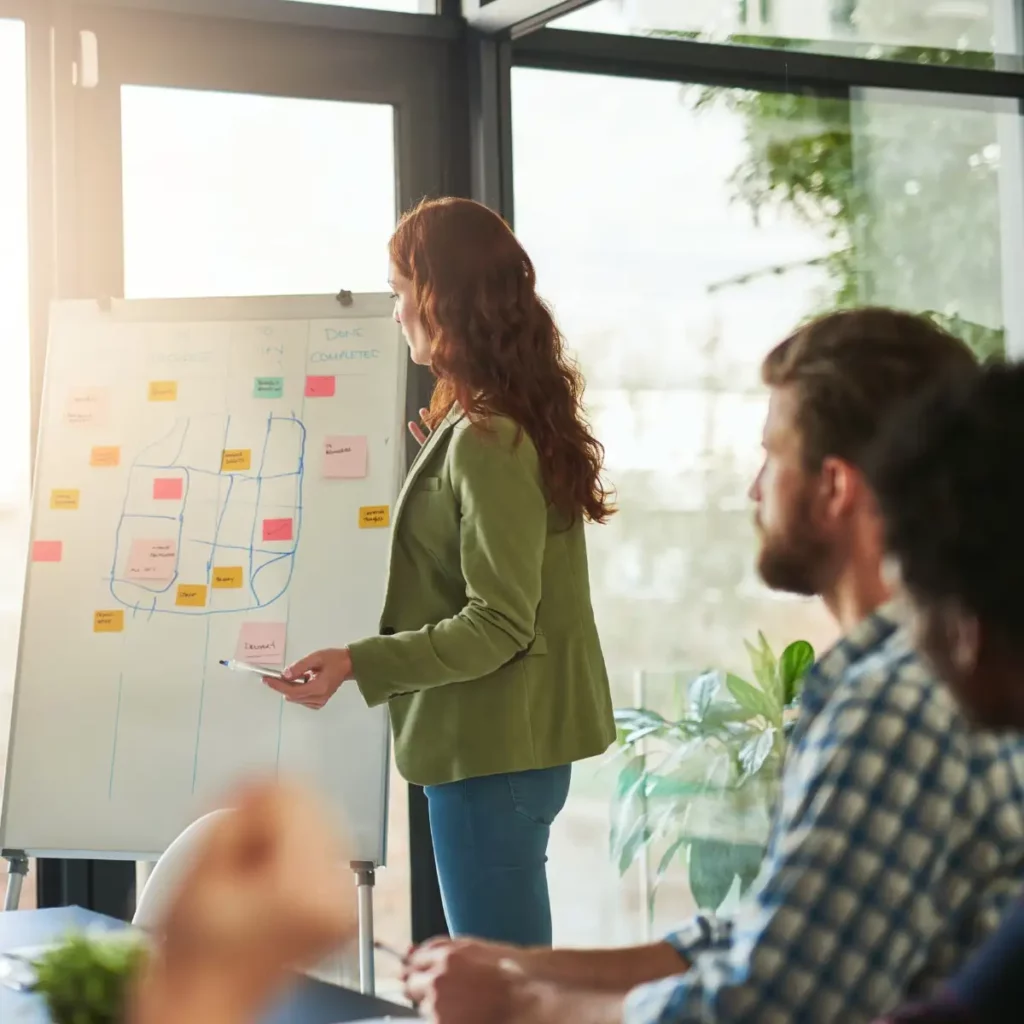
[175,584,208,607]
[212,566,243,589]
[253,376,284,399]
[359,505,390,529]
[221,449,251,472]
[324,435,368,479]
[66,387,108,426]
[153,477,184,500]
[32,540,62,563]
[236,622,287,667]
[90,445,120,467]
[262,517,293,542]
[148,380,177,402]
[305,375,336,398]
[125,539,177,583]
[50,489,80,510]
[94,610,124,633]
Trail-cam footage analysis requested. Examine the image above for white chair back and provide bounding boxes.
[132,809,229,930]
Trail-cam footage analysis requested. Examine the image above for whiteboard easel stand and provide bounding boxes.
[3,852,378,996]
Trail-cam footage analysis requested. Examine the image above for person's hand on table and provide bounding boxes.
[263,647,353,710]
[133,780,355,1024]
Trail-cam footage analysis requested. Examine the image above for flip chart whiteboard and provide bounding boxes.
[1,295,405,862]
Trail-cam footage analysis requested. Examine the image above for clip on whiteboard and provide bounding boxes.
[335,289,354,308]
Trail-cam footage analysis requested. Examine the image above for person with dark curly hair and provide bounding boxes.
[865,359,1024,1024]
[263,198,616,946]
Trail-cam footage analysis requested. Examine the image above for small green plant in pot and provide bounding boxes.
[30,932,148,1024]
[610,634,814,916]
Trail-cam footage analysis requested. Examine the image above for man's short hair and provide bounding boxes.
[761,307,978,470]
[865,360,1023,644]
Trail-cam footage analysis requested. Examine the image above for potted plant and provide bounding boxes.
[30,932,147,1024]
[610,634,813,915]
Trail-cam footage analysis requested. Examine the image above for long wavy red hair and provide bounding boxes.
[390,197,614,524]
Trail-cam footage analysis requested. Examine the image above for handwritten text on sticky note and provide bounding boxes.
[359,505,390,529]
[153,477,184,500]
[253,377,284,399]
[32,540,63,563]
[66,387,108,426]
[262,518,293,542]
[236,622,287,666]
[50,489,80,510]
[125,539,177,583]
[175,584,208,607]
[94,610,124,633]
[212,566,243,589]
[324,435,368,479]
[90,445,120,467]
[305,375,336,398]
[221,449,251,472]
[148,380,178,402]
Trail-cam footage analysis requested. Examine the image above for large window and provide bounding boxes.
[0,15,33,908]
[553,0,1024,69]
[513,63,1023,939]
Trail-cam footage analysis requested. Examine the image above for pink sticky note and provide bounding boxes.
[323,435,368,479]
[32,540,63,563]
[236,622,287,667]
[262,518,293,542]
[305,375,336,398]
[125,538,177,583]
[153,477,184,500]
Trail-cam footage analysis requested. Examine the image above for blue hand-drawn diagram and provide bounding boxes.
[109,413,306,617]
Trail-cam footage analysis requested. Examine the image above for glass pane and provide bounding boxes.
[0,17,34,908]
[120,81,408,987]
[512,65,1023,938]
[552,0,1023,70]
[281,0,435,11]
[121,86,396,299]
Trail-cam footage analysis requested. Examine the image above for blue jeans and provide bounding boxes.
[424,764,572,946]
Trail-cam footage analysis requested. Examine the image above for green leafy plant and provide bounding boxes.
[611,635,814,914]
[31,932,147,1024]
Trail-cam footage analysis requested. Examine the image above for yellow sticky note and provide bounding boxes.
[90,445,120,467]
[212,566,243,589]
[148,380,178,402]
[94,610,124,633]
[221,449,252,472]
[50,489,80,510]
[175,584,208,607]
[358,505,390,529]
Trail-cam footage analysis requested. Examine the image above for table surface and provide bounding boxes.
[0,907,418,1023]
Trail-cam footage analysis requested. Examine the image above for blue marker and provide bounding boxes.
[218,659,307,684]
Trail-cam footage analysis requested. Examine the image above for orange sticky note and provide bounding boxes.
[32,540,63,563]
[148,380,178,402]
[175,584,208,607]
[358,505,390,529]
[90,445,120,467]
[94,610,124,633]
[50,489,80,510]
[212,566,243,589]
[221,449,251,472]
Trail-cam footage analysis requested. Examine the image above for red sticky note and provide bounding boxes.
[153,477,184,500]
[263,518,293,542]
[32,540,63,563]
[305,375,336,398]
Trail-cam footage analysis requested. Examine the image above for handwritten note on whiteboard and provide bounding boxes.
[323,436,368,479]
[236,622,287,667]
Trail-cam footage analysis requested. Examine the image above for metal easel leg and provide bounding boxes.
[4,854,29,912]
[353,861,376,996]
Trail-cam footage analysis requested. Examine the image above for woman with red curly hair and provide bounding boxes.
[267,197,615,945]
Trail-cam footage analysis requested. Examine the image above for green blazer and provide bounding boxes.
[348,407,615,787]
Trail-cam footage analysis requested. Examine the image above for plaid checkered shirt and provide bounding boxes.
[624,602,1024,1024]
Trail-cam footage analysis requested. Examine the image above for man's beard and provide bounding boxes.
[755,497,831,598]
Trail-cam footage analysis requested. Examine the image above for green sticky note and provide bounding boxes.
[253,376,284,399]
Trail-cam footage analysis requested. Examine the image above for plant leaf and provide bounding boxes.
[738,727,776,777]
[656,836,689,886]
[688,670,722,719]
[778,640,815,705]
[726,674,778,723]
[689,839,738,912]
